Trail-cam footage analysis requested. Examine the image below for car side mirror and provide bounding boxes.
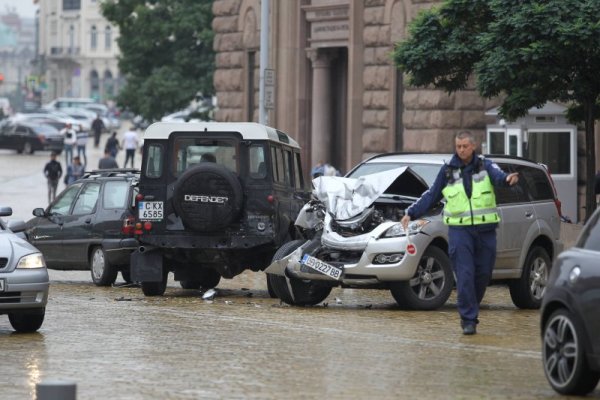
[32,208,46,218]
[0,206,13,217]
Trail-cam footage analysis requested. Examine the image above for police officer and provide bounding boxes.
[401,131,519,335]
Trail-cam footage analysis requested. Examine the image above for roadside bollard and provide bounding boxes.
[36,380,76,400]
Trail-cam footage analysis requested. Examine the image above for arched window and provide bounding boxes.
[104,70,114,99]
[68,25,75,52]
[91,25,97,50]
[105,26,112,50]
[90,69,100,101]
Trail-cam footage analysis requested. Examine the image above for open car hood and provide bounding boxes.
[309,166,429,221]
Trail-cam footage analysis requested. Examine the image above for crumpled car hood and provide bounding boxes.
[296,166,429,227]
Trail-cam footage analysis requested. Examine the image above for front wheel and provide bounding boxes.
[23,141,34,154]
[543,308,600,395]
[389,246,453,310]
[509,246,551,309]
[8,308,45,333]
[267,240,332,306]
[90,247,118,286]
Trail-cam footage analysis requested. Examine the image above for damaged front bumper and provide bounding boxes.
[265,224,430,286]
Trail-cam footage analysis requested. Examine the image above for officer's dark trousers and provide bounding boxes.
[448,226,497,324]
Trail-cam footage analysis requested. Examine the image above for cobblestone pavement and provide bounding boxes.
[2,270,598,399]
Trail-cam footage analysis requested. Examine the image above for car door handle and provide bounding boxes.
[525,212,533,218]
[85,218,92,224]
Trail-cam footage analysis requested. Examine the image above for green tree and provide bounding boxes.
[394,0,600,221]
[102,0,214,122]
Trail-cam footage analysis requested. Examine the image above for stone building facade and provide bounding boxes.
[37,0,122,103]
[212,0,499,175]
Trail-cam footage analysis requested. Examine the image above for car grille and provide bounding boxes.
[0,258,7,269]
[0,292,22,303]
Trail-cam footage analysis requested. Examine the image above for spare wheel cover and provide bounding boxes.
[173,163,243,232]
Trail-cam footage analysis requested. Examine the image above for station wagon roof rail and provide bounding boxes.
[143,122,300,148]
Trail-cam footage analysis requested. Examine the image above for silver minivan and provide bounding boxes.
[266,154,563,310]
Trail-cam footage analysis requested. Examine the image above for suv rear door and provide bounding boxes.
[494,162,536,275]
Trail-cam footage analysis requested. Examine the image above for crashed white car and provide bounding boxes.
[265,166,452,310]
[265,153,563,311]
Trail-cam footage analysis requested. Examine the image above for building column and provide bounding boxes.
[307,48,336,168]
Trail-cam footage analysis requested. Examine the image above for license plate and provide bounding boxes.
[138,201,164,220]
[301,254,343,280]
[0,279,4,292]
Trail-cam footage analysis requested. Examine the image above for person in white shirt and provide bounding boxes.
[60,123,78,166]
[122,128,140,168]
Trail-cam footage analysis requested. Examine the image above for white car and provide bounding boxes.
[0,206,49,333]
[266,154,563,310]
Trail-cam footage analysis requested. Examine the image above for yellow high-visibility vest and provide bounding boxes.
[441,168,500,226]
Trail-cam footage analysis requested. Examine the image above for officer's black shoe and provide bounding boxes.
[461,321,477,335]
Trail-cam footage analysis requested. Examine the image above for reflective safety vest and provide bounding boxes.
[441,167,500,226]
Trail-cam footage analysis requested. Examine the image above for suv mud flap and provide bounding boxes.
[131,247,163,282]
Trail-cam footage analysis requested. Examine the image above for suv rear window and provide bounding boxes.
[516,165,554,201]
[173,138,238,175]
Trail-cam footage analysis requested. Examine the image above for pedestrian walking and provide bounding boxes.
[98,149,119,169]
[105,131,121,158]
[122,128,139,168]
[91,114,105,148]
[76,126,88,167]
[401,131,519,335]
[64,156,85,185]
[60,123,77,166]
[43,151,63,204]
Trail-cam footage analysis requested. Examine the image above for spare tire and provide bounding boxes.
[172,163,243,232]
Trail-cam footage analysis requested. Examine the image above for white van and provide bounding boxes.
[43,97,95,111]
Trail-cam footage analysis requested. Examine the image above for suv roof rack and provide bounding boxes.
[82,168,140,179]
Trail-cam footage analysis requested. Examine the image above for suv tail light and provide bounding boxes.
[543,165,562,217]
[122,215,135,236]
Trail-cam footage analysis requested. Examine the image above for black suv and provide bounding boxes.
[131,122,308,296]
[26,169,139,286]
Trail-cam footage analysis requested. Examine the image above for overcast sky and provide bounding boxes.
[0,0,38,18]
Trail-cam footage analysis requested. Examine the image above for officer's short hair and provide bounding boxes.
[455,131,476,144]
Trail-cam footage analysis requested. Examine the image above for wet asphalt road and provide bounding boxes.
[0,126,597,399]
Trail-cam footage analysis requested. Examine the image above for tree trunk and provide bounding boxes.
[584,100,597,222]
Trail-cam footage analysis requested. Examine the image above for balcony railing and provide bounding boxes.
[49,46,80,57]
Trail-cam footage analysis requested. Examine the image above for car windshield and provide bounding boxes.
[348,162,441,187]
[173,137,239,175]
[30,124,58,134]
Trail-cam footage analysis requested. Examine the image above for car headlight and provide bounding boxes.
[382,220,429,238]
[16,253,46,269]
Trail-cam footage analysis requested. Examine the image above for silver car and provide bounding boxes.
[0,206,49,332]
[266,154,563,310]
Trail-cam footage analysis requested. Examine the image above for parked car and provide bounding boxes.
[131,122,309,296]
[12,112,82,132]
[541,207,600,396]
[26,169,139,286]
[0,206,49,333]
[266,153,563,309]
[0,119,63,154]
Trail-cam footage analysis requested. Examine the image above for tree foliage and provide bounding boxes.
[101,0,214,121]
[393,0,600,220]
